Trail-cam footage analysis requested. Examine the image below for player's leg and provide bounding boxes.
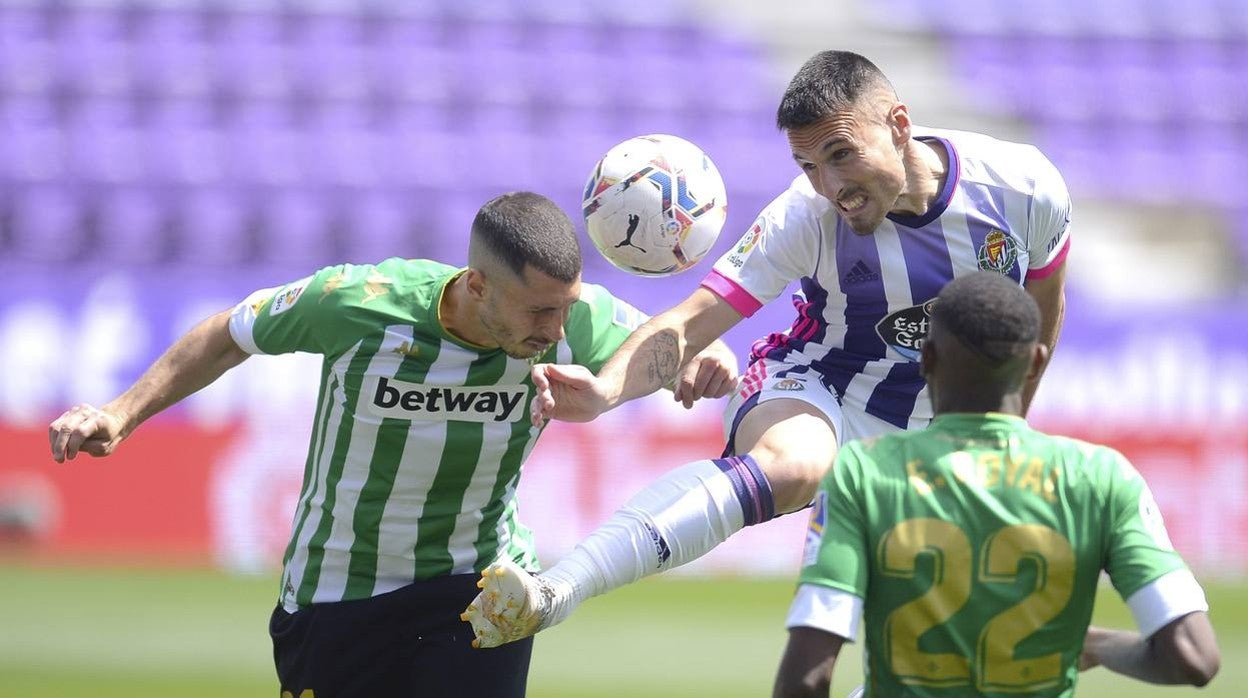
[464,362,841,648]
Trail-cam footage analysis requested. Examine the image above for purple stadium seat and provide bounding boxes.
[94,187,171,264]
[214,12,294,101]
[256,190,337,266]
[515,0,597,25]
[385,125,461,189]
[0,97,67,183]
[455,48,534,108]
[528,21,602,54]
[342,193,415,263]
[307,103,383,188]
[290,15,370,102]
[1033,122,1118,198]
[457,19,527,51]
[174,187,255,265]
[227,103,305,187]
[147,99,227,186]
[1179,127,1245,207]
[54,6,132,97]
[524,48,611,110]
[67,100,145,184]
[0,12,56,96]
[131,8,213,99]
[7,185,87,263]
[375,42,458,105]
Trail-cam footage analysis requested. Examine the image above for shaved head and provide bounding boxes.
[922,272,1046,415]
[776,50,898,131]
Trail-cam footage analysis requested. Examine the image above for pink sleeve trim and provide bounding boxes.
[1027,236,1070,281]
[701,270,764,317]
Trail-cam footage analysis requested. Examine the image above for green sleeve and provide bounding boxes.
[798,443,870,597]
[563,282,648,373]
[1101,448,1189,600]
[234,263,382,358]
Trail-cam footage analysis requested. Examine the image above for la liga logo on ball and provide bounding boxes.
[581,134,728,277]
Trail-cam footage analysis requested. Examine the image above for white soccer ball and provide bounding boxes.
[581,134,728,277]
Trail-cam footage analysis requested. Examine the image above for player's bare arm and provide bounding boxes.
[671,336,738,409]
[49,309,249,463]
[597,286,741,402]
[530,287,742,425]
[1021,259,1066,413]
[773,627,846,698]
[1080,612,1220,686]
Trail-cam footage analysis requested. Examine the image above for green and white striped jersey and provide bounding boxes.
[228,258,644,611]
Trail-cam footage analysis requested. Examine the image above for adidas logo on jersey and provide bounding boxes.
[369,376,526,423]
[842,260,880,285]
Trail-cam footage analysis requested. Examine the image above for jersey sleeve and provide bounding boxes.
[787,443,871,638]
[1101,449,1207,636]
[563,282,648,373]
[1025,148,1072,281]
[228,263,375,358]
[700,178,821,317]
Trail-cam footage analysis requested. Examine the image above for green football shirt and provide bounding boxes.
[228,258,645,611]
[792,413,1207,697]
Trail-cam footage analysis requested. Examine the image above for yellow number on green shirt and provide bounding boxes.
[880,518,1075,689]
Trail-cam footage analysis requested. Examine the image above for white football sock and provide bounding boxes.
[536,455,774,629]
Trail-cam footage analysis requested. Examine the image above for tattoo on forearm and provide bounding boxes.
[644,331,680,388]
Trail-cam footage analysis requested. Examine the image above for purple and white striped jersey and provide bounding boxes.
[702,127,1071,431]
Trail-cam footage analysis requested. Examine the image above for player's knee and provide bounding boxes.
[755,453,831,514]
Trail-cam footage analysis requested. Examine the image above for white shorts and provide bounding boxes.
[721,357,910,454]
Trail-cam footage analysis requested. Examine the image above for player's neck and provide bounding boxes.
[894,138,949,216]
[934,392,1024,418]
[439,272,494,348]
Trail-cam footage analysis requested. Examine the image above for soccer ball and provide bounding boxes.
[581,134,728,277]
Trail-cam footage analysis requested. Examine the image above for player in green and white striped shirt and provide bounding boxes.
[774,273,1220,698]
[48,192,737,698]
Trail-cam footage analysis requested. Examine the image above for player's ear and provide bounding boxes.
[464,268,489,301]
[888,102,911,146]
[1024,342,1048,382]
[919,337,937,380]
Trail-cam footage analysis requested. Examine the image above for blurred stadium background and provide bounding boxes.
[1,0,1245,695]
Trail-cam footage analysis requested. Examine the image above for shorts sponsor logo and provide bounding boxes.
[772,378,806,391]
[368,376,526,423]
[875,300,936,361]
[270,277,311,316]
[802,490,827,568]
[978,230,1018,274]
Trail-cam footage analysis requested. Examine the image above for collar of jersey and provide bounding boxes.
[930,412,1027,432]
[434,268,495,351]
[886,136,960,229]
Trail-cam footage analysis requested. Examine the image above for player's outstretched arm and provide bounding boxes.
[1080,612,1220,686]
[773,627,846,698]
[530,287,742,424]
[49,309,249,463]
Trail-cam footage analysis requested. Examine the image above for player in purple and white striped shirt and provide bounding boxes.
[463,51,1071,650]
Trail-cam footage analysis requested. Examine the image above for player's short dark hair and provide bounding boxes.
[932,272,1040,363]
[776,50,896,131]
[470,192,581,282]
